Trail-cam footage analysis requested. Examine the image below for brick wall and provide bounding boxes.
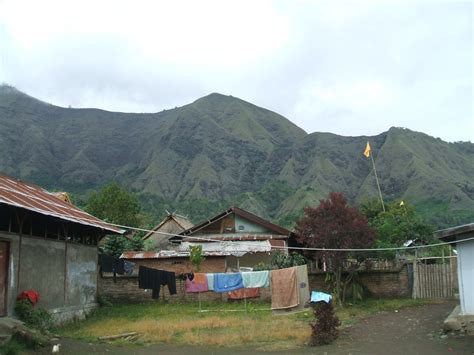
[98,276,271,303]
[99,263,411,304]
[308,264,411,298]
[98,255,272,303]
[128,256,226,274]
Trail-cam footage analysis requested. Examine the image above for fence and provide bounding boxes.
[412,257,457,299]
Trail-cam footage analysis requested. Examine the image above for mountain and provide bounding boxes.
[1,84,473,228]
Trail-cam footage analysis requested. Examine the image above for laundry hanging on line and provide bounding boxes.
[138,266,177,299]
[228,287,260,300]
[213,272,244,292]
[310,291,332,303]
[242,270,270,288]
[185,273,208,293]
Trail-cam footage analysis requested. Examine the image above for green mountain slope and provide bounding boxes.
[1,85,472,228]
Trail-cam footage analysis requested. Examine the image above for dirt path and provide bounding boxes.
[28,301,473,354]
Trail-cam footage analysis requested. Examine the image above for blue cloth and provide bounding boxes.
[242,271,270,288]
[213,272,244,293]
[311,291,332,303]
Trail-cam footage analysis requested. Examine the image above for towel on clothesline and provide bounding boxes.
[213,272,244,292]
[185,273,209,293]
[228,287,260,300]
[310,291,332,303]
[242,270,270,288]
[271,266,299,310]
[206,273,215,291]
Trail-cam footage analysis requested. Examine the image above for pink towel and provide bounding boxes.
[185,273,209,293]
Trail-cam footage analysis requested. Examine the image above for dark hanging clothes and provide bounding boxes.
[99,254,115,273]
[138,266,177,299]
[114,258,125,275]
[99,254,125,274]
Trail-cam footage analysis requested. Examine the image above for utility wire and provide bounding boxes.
[25,206,470,253]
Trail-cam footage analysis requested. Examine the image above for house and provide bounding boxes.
[435,223,474,333]
[142,212,193,250]
[0,174,124,323]
[121,206,290,273]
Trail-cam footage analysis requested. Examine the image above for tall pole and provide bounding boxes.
[370,152,385,212]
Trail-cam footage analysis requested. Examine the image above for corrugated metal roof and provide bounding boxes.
[121,240,275,259]
[0,174,124,234]
[178,241,272,256]
[143,213,194,240]
[120,250,228,259]
[183,234,288,242]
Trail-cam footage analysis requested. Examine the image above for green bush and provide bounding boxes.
[14,300,53,332]
[0,338,24,355]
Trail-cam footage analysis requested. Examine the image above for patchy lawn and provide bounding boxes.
[57,299,430,349]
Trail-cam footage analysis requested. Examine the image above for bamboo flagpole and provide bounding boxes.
[363,141,385,212]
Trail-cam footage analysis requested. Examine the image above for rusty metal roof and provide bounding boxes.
[0,174,124,234]
[182,233,288,242]
[120,250,228,259]
[121,240,277,259]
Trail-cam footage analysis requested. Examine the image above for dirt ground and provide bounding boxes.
[27,301,474,354]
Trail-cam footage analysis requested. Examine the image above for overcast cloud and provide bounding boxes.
[0,0,472,142]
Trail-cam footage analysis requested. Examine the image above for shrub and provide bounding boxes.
[309,301,341,346]
[14,300,53,332]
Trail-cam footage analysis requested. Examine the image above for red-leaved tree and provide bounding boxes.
[295,192,376,305]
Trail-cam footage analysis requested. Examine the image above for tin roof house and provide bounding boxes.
[0,174,124,323]
[142,212,193,250]
[122,206,290,273]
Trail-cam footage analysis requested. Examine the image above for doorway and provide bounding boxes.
[0,241,9,316]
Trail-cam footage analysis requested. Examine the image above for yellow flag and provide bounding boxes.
[363,141,371,158]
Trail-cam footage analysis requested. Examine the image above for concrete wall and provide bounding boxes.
[0,232,98,321]
[457,238,474,315]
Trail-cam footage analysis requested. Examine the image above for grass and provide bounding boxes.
[57,298,431,349]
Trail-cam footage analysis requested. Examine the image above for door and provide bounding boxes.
[0,241,9,316]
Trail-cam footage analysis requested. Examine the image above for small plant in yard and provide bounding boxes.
[14,299,53,332]
[189,245,204,271]
[309,301,341,346]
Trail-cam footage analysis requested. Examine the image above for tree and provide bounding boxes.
[295,192,376,305]
[254,251,306,271]
[86,182,142,256]
[189,245,205,272]
[360,199,435,258]
[126,233,145,251]
[85,181,141,227]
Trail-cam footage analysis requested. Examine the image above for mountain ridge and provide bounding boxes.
[1,85,472,227]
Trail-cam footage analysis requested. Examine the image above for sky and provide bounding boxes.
[0,0,472,142]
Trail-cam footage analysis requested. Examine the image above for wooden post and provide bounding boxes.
[413,249,418,299]
[244,288,247,314]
